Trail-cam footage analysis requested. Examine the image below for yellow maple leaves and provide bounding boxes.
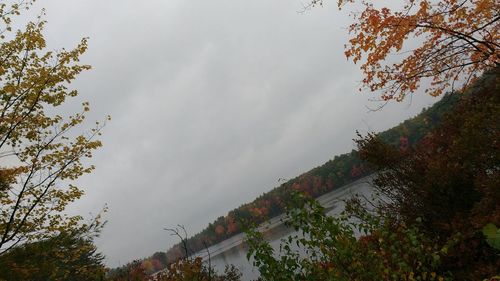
[0,0,105,253]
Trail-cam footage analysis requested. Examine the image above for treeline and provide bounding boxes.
[129,86,462,273]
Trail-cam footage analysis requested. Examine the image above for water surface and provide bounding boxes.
[201,177,375,280]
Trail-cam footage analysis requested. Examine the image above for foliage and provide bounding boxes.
[0,228,106,281]
[322,0,500,101]
[106,260,149,281]
[482,224,500,251]
[246,192,452,281]
[0,0,107,254]
[107,256,241,281]
[152,257,241,281]
[354,69,499,279]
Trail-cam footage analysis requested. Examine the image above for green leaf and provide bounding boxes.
[482,223,500,250]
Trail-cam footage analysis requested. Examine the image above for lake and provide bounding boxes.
[196,176,375,280]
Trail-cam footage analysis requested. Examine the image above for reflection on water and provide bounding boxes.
[203,176,374,281]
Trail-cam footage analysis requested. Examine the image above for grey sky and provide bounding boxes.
[23,0,439,267]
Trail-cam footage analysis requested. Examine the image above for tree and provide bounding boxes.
[311,0,499,101]
[0,228,106,281]
[354,70,499,279]
[0,1,107,254]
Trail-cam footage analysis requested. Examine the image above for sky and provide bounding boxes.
[19,0,440,267]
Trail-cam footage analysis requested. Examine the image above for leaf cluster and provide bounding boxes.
[320,0,500,101]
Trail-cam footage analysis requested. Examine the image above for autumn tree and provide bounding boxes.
[310,0,499,101]
[0,228,106,280]
[353,71,499,279]
[0,1,107,254]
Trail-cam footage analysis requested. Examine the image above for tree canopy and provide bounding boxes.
[311,0,499,101]
[0,0,107,254]
[0,229,106,280]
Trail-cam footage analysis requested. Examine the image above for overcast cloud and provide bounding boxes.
[21,0,439,267]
